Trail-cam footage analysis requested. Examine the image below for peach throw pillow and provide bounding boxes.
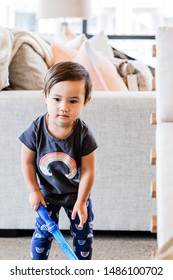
[51,41,76,64]
[51,34,86,63]
[74,41,128,91]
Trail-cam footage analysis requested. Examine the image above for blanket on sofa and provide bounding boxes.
[0,26,53,90]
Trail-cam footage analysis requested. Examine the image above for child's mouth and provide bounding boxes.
[58,114,69,118]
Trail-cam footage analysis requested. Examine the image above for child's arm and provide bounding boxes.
[71,150,96,227]
[21,143,46,211]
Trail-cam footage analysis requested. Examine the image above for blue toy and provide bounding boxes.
[37,203,78,260]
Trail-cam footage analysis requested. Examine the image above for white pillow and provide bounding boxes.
[89,31,114,59]
[66,34,87,50]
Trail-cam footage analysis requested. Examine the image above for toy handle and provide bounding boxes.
[37,203,78,260]
[37,203,58,233]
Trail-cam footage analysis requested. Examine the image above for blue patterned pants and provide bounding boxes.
[30,198,94,260]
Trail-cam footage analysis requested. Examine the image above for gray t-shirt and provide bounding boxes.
[19,114,97,206]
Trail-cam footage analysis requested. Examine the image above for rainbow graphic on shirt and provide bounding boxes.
[39,152,77,179]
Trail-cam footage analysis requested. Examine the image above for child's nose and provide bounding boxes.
[60,101,69,112]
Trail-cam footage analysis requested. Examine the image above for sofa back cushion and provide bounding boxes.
[156,26,173,122]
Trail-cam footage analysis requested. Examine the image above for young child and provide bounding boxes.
[19,61,98,260]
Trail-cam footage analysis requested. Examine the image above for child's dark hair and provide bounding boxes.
[43,62,92,102]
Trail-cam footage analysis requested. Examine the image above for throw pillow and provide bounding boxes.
[51,41,77,64]
[74,41,128,91]
[89,31,114,59]
[9,43,48,90]
[51,33,87,63]
[132,60,153,91]
[113,57,153,91]
[66,33,87,50]
[74,41,106,91]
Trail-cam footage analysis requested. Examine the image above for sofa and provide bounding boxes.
[0,26,156,233]
[155,26,173,252]
[0,90,156,232]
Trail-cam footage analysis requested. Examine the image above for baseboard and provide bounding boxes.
[0,229,157,238]
[0,229,18,237]
[0,229,33,237]
[94,230,157,238]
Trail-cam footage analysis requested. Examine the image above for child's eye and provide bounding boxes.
[70,100,78,104]
[54,98,60,101]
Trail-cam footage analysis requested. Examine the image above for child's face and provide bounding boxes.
[45,80,89,128]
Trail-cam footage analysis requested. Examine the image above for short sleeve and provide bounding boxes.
[81,125,98,157]
[19,121,38,151]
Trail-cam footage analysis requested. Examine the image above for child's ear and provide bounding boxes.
[84,95,91,107]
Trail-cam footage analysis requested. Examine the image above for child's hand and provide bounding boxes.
[71,201,88,228]
[29,190,46,211]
